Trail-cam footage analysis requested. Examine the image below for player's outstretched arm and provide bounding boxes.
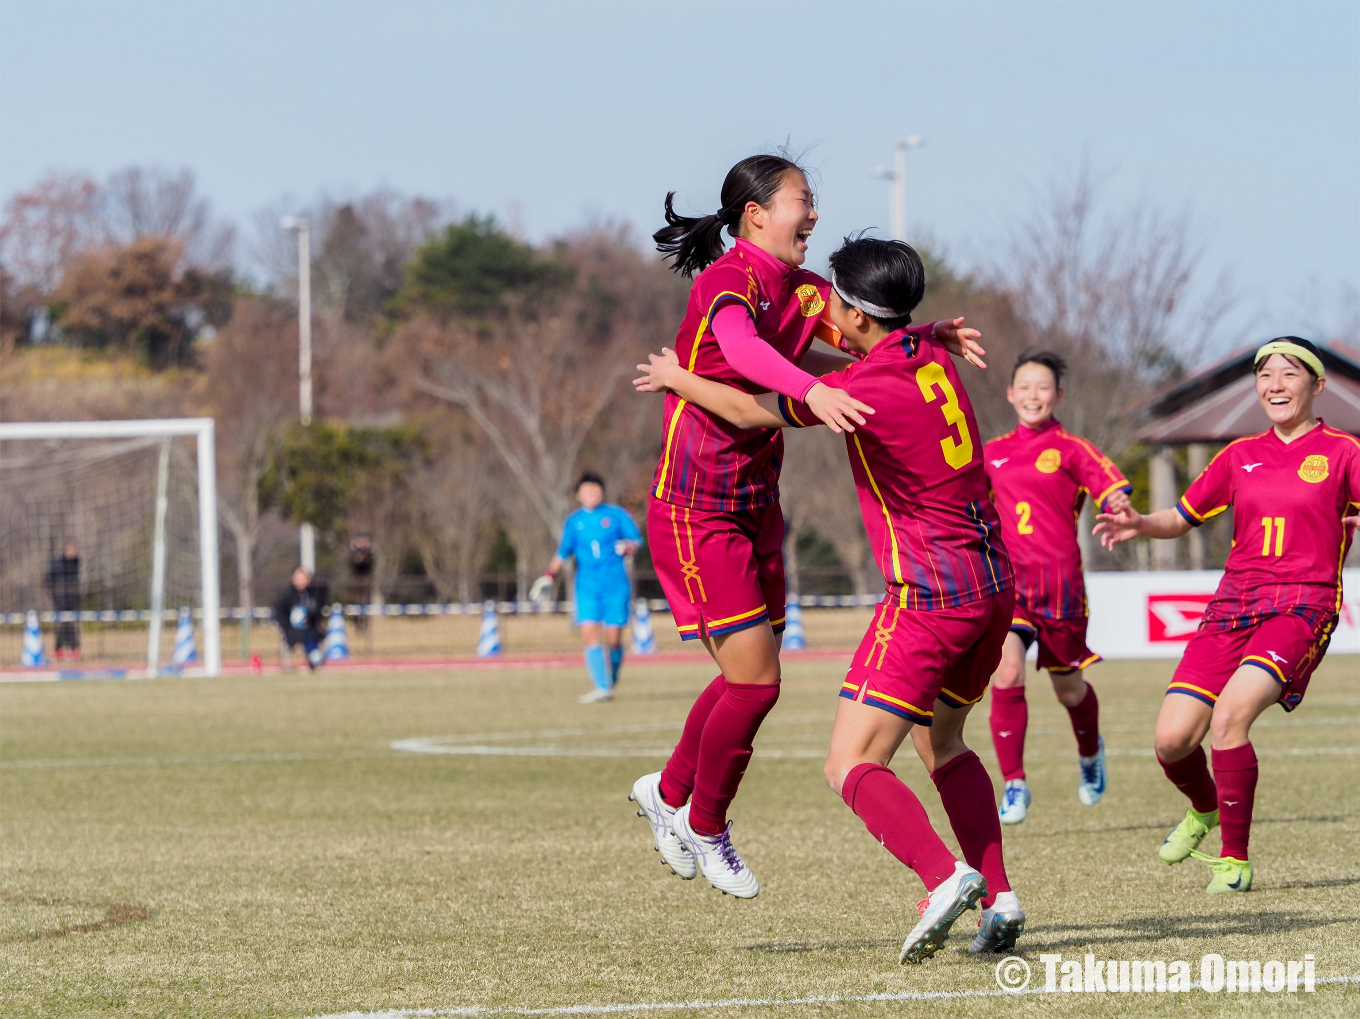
[635,349,789,430]
[1092,505,1191,550]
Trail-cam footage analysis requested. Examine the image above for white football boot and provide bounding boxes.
[578,687,614,704]
[898,861,987,963]
[628,772,696,879]
[967,890,1026,954]
[1077,737,1107,806]
[998,779,1031,824]
[671,803,759,898]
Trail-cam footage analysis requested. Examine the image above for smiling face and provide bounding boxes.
[1256,353,1323,428]
[1007,361,1063,428]
[739,170,817,266]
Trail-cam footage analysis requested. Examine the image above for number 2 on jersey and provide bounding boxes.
[915,362,974,469]
[1260,516,1284,556]
[1015,501,1034,534]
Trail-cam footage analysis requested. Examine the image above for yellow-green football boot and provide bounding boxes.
[1192,851,1252,893]
[1158,808,1218,865]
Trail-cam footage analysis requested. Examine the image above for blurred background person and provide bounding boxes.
[347,533,375,631]
[46,541,82,661]
[531,473,642,704]
[273,567,328,671]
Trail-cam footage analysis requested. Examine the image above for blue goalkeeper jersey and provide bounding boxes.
[557,504,642,586]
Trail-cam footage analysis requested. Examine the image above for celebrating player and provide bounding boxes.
[637,236,1024,962]
[531,473,642,705]
[1095,337,1359,893]
[983,352,1132,823]
[626,154,858,899]
[627,155,983,900]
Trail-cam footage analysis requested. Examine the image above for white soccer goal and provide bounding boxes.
[0,419,220,676]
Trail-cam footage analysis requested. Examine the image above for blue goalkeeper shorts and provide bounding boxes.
[575,580,631,628]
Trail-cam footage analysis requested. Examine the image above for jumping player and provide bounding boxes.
[627,156,983,900]
[637,236,1024,962]
[531,473,642,704]
[983,352,1132,823]
[1095,337,1359,893]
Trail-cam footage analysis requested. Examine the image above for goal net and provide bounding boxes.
[0,419,220,675]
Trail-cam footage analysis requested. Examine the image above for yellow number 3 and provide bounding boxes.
[916,361,974,469]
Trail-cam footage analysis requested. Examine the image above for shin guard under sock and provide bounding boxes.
[688,681,780,835]
[931,751,1010,908]
[1066,682,1101,757]
[658,675,725,808]
[608,645,623,686]
[1212,743,1258,860]
[990,686,1029,782]
[842,762,957,892]
[1157,745,1218,814]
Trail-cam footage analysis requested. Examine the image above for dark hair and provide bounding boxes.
[826,235,926,331]
[1254,335,1320,378]
[576,472,605,491]
[654,155,808,278]
[1012,350,1067,388]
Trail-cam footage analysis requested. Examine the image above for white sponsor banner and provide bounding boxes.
[1085,568,1360,660]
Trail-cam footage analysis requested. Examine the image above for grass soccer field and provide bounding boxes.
[3,655,1358,1018]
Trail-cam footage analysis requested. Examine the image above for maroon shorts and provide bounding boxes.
[647,497,786,641]
[1011,596,1101,674]
[1167,613,1333,713]
[840,589,1016,726]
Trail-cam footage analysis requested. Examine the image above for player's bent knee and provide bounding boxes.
[993,661,1024,688]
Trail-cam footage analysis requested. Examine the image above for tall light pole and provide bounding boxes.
[281,216,315,574]
[872,135,925,241]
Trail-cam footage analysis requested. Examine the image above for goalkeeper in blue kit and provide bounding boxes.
[532,473,643,703]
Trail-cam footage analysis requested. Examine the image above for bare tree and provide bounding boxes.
[394,231,682,565]
[0,172,101,295]
[201,298,300,612]
[990,168,1236,453]
[99,167,235,272]
[412,424,498,602]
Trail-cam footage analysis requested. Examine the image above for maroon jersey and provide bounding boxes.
[984,419,1132,619]
[1176,422,1360,632]
[779,327,1012,611]
[652,239,835,512]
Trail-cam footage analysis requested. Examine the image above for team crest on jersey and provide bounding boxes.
[796,283,825,317]
[1035,448,1062,474]
[1297,454,1328,483]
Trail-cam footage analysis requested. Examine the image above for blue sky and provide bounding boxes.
[2,0,1356,348]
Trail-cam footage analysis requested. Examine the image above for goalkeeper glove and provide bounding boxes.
[529,574,555,604]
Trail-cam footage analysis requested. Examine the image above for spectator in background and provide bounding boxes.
[47,541,82,661]
[347,533,375,631]
[273,567,328,671]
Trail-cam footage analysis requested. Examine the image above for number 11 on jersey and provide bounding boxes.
[1261,516,1284,556]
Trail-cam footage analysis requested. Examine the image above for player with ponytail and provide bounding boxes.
[630,155,983,901]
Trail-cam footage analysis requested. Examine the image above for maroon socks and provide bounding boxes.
[1212,743,1258,861]
[1157,745,1219,814]
[687,680,781,835]
[989,686,1028,781]
[931,750,1011,908]
[842,763,958,892]
[658,674,726,808]
[1066,682,1101,757]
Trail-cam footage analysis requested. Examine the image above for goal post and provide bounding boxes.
[0,418,220,676]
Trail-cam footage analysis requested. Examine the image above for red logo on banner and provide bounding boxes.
[1147,594,1214,642]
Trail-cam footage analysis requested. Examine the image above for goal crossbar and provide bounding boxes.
[0,418,221,676]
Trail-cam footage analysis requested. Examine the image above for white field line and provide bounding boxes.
[302,974,1360,1018]
[390,735,1360,761]
[9,740,1359,772]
